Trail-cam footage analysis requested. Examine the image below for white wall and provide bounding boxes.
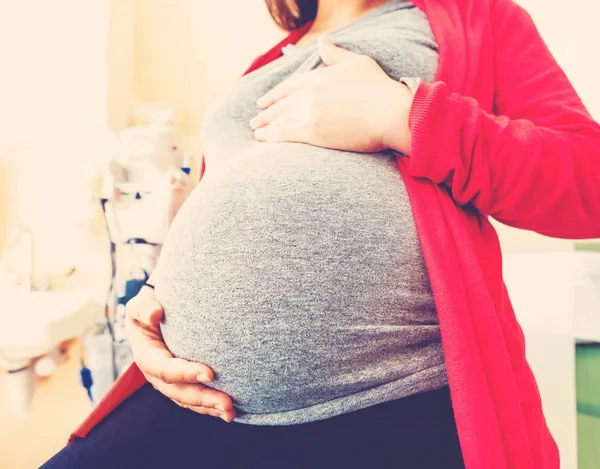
[0,0,134,267]
[133,0,283,147]
[516,0,600,120]
[0,1,109,143]
[108,0,136,132]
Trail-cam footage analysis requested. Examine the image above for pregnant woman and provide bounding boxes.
[44,0,600,468]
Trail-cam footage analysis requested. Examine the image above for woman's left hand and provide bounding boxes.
[251,35,414,155]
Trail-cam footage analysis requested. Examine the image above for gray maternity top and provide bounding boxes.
[154,0,446,425]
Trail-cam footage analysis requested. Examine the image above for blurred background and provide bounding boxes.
[0,0,598,468]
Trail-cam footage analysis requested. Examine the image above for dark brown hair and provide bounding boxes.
[265,0,318,31]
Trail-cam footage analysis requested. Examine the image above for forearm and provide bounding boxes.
[405,80,600,238]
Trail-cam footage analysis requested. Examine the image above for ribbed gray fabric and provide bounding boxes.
[154,0,445,425]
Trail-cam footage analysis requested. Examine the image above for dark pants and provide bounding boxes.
[42,384,465,469]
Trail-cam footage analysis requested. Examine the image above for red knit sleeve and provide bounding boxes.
[406,0,600,239]
[198,154,206,183]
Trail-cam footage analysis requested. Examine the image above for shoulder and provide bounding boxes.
[488,0,535,29]
[424,0,530,25]
[434,0,538,40]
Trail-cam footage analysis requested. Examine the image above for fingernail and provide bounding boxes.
[249,117,259,129]
[256,97,266,108]
[215,404,225,412]
[221,416,231,423]
[196,373,210,382]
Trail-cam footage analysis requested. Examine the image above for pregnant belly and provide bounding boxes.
[154,144,440,415]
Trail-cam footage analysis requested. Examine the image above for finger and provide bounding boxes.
[148,377,235,416]
[318,35,358,66]
[136,341,215,383]
[173,401,235,423]
[140,302,163,326]
[179,402,236,422]
[125,289,164,326]
[257,73,308,109]
[249,95,294,130]
[127,319,214,383]
[254,120,307,144]
[173,402,235,422]
[154,357,215,384]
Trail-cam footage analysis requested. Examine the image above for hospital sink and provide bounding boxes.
[0,288,96,417]
[0,289,94,369]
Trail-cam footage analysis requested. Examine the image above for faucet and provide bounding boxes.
[9,226,34,292]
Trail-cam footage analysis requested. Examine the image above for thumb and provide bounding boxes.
[126,294,164,326]
[141,302,164,326]
[318,35,356,66]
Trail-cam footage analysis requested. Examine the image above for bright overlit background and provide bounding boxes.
[0,1,598,468]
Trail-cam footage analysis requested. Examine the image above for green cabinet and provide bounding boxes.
[576,344,600,469]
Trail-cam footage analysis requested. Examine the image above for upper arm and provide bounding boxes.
[492,0,596,129]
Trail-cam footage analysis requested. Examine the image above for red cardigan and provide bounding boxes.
[70,0,600,467]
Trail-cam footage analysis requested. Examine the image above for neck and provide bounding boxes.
[311,0,390,33]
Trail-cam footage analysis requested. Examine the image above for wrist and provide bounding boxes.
[379,79,414,155]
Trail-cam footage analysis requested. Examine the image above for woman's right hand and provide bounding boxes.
[125,285,236,422]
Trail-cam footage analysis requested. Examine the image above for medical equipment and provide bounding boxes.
[80,109,195,401]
